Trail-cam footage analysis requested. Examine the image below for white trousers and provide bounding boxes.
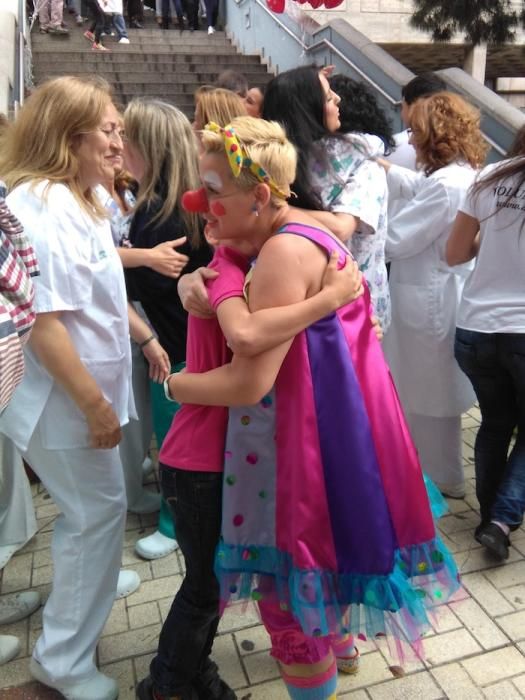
[24,421,127,683]
[0,434,37,566]
[407,412,464,490]
[118,343,153,510]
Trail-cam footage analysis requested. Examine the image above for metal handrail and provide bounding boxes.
[250,0,401,105]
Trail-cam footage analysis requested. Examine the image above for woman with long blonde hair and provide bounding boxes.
[379,91,488,500]
[122,99,212,562]
[0,76,134,700]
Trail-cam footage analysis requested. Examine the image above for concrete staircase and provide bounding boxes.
[31,17,271,116]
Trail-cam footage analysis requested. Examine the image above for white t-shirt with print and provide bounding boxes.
[457,160,525,333]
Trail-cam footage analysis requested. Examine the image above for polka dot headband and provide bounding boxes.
[205,121,289,200]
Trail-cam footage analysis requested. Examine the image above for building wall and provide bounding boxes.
[302,0,525,45]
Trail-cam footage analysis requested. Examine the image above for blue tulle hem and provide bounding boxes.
[424,473,449,519]
[215,535,459,647]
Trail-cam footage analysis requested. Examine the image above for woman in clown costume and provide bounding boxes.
[166,116,459,700]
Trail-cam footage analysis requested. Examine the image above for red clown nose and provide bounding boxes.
[181,187,210,213]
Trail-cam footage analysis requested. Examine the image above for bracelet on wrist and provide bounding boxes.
[163,374,177,402]
[139,334,155,349]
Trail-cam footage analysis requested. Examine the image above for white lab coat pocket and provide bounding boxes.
[390,282,428,334]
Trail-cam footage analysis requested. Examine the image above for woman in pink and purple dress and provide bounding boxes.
[166,116,459,700]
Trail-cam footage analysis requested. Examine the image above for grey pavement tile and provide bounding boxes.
[496,610,525,641]
[455,545,522,575]
[218,602,262,633]
[1,553,34,593]
[124,574,182,607]
[513,673,525,695]
[449,598,510,650]
[461,572,515,616]
[97,623,161,665]
[0,656,33,687]
[101,599,129,638]
[211,632,247,690]
[128,601,161,630]
[423,628,482,667]
[461,646,525,686]
[242,648,280,684]
[132,652,155,684]
[337,650,393,692]
[235,624,271,656]
[484,561,525,589]
[15,532,53,555]
[367,671,443,700]
[482,679,525,699]
[240,678,290,699]
[100,659,136,700]
[429,604,462,634]
[150,553,181,578]
[501,583,525,610]
[431,662,484,699]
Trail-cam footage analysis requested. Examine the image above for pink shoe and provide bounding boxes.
[83,29,95,41]
[92,42,110,51]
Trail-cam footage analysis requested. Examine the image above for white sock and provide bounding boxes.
[491,520,510,536]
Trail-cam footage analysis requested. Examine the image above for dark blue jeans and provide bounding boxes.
[150,465,223,695]
[455,328,525,528]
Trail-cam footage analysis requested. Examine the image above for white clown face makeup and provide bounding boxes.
[199,152,257,241]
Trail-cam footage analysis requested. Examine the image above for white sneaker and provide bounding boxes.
[142,456,154,479]
[0,590,41,625]
[116,569,141,599]
[0,635,21,665]
[30,658,118,700]
[128,490,161,515]
[118,37,130,43]
[135,530,178,560]
[207,25,215,34]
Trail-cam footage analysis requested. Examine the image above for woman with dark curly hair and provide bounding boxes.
[328,74,395,154]
[378,91,487,501]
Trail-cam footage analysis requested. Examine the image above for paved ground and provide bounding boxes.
[2,406,525,699]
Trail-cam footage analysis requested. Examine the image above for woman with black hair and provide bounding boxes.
[263,65,391,330]
[447,125,525,560]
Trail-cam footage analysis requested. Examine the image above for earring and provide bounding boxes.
[252,203,259,217]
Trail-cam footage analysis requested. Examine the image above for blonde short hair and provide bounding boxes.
[0,76,113,217]
[409,92,488,175]
[194,87,247,130]
[200,116,297,208]
[124,99,201,245]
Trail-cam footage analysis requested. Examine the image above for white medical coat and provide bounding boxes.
[383,162,476,417]
[0,181,134,451]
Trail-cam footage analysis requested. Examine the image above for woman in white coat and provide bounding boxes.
[379,92,487,498]
[0,77,134,700]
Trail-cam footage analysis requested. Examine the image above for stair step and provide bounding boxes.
[30,18,272,108]
[32,28,231,40]
[33,69,270,83]
[33,54,261,66]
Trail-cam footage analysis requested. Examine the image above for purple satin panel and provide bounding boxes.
[336,304,435,547]
[305,315,397,574]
